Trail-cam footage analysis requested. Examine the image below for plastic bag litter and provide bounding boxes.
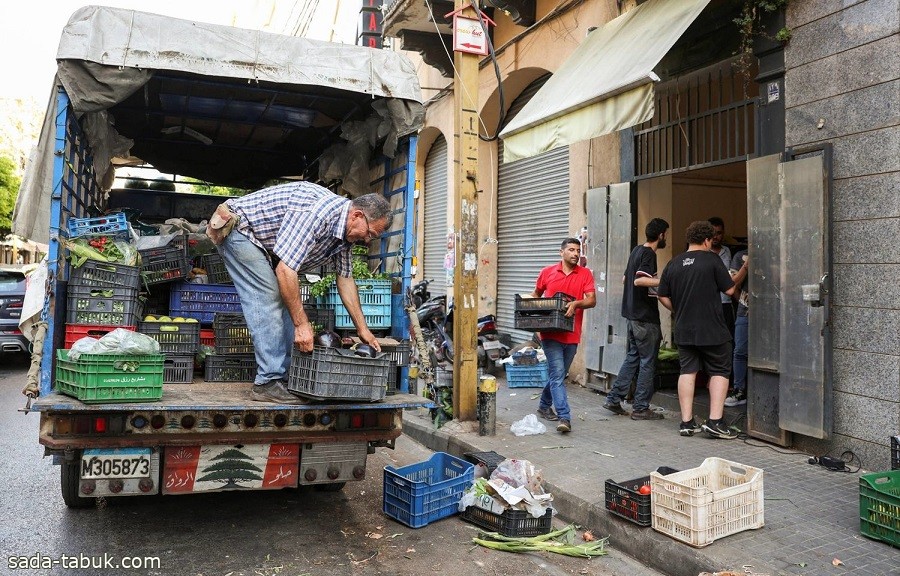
[510,414,546,436]
[67,328,161,360]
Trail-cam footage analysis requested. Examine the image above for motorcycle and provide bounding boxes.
[476,314,510,375]
[415,293,453,367]
[409,278,433,309]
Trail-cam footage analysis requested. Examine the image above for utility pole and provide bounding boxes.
[450,0,482,421]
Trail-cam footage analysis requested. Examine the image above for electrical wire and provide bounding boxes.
[469,0,505,142]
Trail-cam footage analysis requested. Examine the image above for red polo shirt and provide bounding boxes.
[534,263,596,344]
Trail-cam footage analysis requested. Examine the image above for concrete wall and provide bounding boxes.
[785,0,900,469]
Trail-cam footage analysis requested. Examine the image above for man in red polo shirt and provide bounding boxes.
[531,238,596,433]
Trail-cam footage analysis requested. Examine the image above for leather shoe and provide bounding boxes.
[536,407,558,421]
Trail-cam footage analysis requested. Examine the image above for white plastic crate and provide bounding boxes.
[650,457,764,547]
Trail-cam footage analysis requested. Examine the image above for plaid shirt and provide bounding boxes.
[226,182,352,276]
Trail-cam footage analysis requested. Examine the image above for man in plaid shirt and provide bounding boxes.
[210,181,392,404]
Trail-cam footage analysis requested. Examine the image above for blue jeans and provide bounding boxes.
[608,320,662,411]
[539,339,578,422]
[733,314,748,392]
[219,230,295,384]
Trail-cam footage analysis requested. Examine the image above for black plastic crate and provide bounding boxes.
[381,340,411,367]
[199,252,232,284]
[69,260,141,291]
[514,292,573,313]
[514,310,574,332]
[305,305,335,334]
[462,506,553,537]
[463,451,506,475]
[213,313,253,355]
[66,284,144,326]
[605,466,680,527]
[287,346,390,401]
[139,321,200,355]
[205,354,256,382]
[892,435,899,470]
[139,235,191,285]
[163,355,194,384]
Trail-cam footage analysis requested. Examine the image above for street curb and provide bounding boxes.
[402,416,768,576]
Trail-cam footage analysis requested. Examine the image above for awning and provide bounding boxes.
[498,0,711,162]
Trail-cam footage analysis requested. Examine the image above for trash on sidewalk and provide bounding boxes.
[459,458,554,536]
[510,413,546,435]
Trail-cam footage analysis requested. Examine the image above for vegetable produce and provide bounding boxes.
[639,485,651,495]
[309,245,389,298]
[472,524,608,558]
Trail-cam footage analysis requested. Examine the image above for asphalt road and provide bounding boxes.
[0,354,662,576]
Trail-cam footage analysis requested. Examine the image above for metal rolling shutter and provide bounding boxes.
[423,135,448,296]
[497,76,570,342]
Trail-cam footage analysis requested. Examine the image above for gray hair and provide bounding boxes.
[351,193,393,227]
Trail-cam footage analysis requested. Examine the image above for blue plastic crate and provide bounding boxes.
[67,212,129,239]
[319,279,392,329]
[383,452,474,528]
[169,282,242,324]
[505,362,549,388]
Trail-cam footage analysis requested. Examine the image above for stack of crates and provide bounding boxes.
[65,259,143,348]
[206,312,255,382]
[137,318,200,384]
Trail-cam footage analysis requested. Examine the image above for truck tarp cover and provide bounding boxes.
[15,5,424,243]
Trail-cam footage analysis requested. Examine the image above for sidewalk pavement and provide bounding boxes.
[401,375,898,576]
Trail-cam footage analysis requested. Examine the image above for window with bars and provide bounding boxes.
[634,57,758,179]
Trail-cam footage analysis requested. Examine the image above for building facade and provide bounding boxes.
[384,0,899,468]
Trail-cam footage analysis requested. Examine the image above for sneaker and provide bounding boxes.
[536,407,559,421]
[250,380,304,404]
[702,419,738,439]
[602,401,629,416]
[679,418,702,436]
[556,419,571,433]
[724,390,747,407]
[631,408,664,420]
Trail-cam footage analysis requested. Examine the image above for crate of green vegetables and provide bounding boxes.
[55,349,163,403]
[66,284,144,326]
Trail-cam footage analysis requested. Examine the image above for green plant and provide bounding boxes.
[733,0,790,75]
[308,245,389,299]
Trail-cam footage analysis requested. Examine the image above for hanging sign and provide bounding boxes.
[452,15,489,56]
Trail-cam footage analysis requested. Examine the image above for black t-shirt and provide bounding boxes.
[658,250,734,346]
[621,245,659,324]
[730,249,749,317]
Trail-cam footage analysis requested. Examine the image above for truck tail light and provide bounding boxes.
[350,414,363,429]
[93,417,107,433]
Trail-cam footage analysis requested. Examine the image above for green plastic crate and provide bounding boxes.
[859,470,900,548]
[55,349,164,404]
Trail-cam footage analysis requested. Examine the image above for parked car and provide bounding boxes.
[0,268,28,354]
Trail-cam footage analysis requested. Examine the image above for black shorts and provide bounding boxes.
[678,342,733,377]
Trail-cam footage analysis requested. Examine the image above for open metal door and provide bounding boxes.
[583,186,609,373]
[601,184,634,379]
[746,148,832,443]
[584,184,632,389]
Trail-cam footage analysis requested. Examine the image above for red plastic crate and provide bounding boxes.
[200,329,215,348]
[64,324,136,349]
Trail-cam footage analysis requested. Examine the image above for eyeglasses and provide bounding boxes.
[362,213,380,242]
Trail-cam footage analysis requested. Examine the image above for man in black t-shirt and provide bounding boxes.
[657,221,747,439]
[603,218,669,420]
